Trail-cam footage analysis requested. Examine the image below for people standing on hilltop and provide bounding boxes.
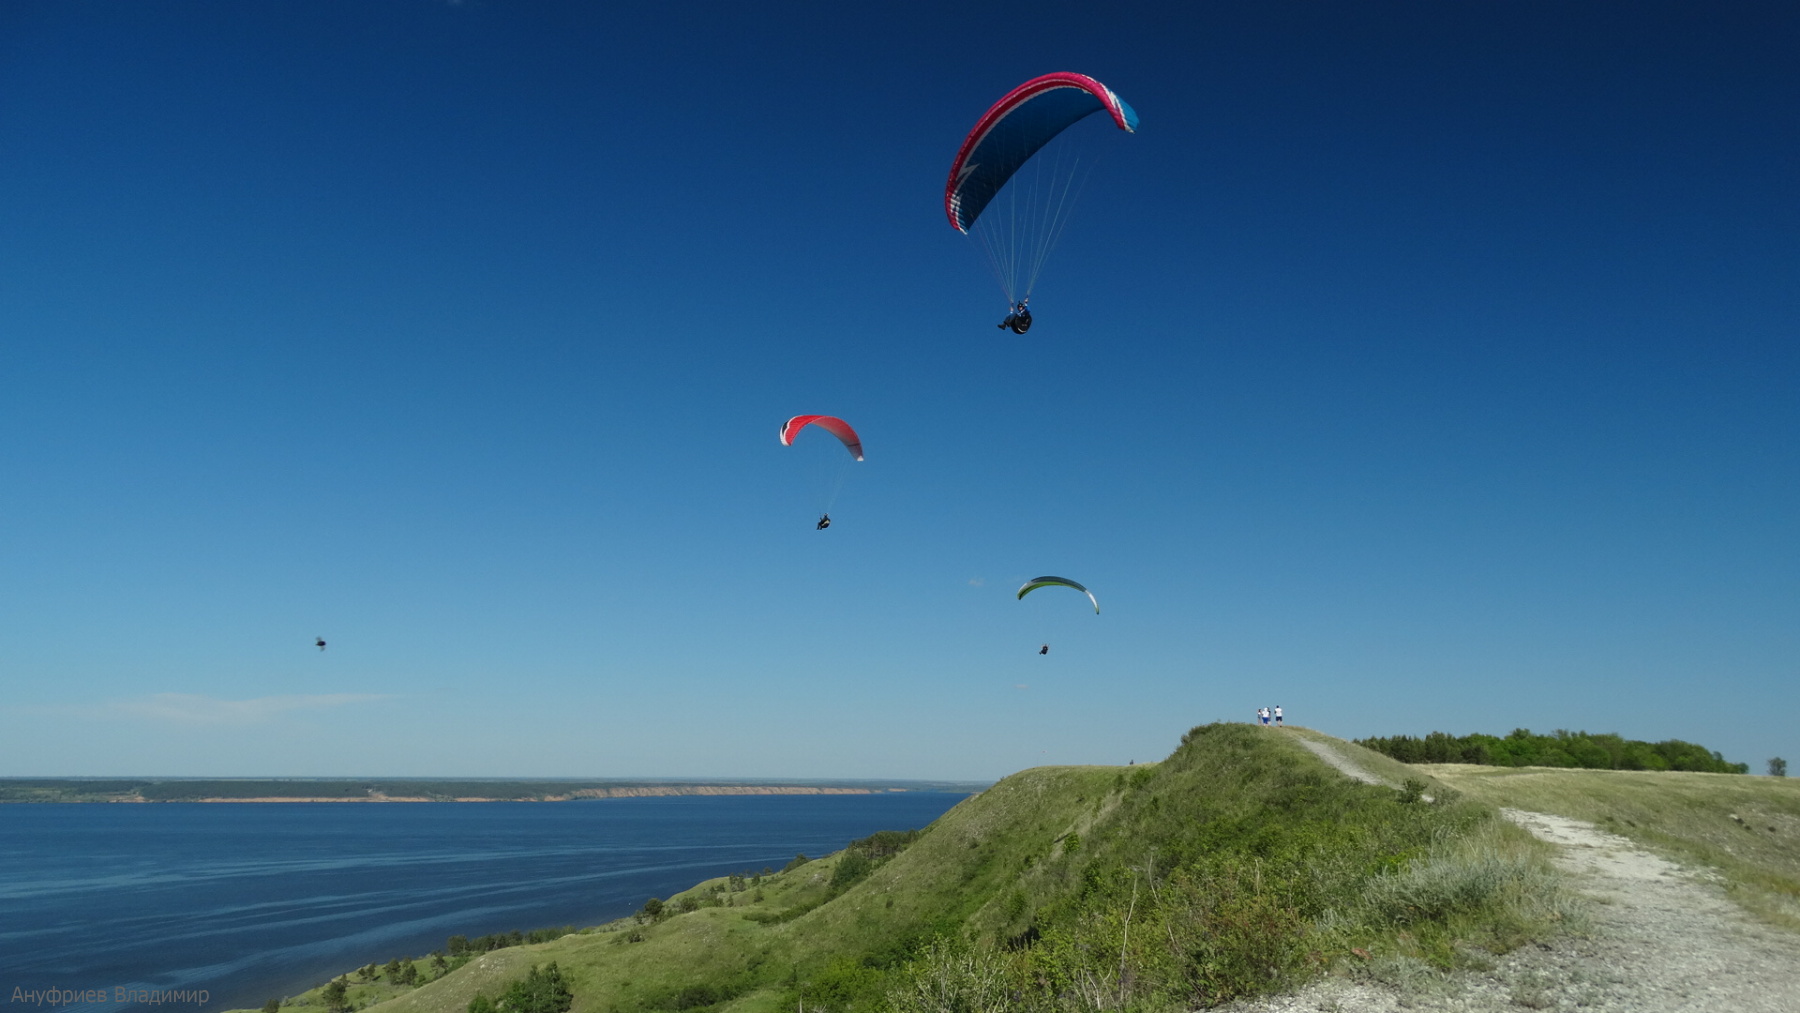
[1274,704,1283,726]
[1257,706,1268,726]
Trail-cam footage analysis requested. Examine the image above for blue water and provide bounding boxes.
[0,793,969,1013]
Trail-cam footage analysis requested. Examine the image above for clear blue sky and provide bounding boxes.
[2,1,1794,780]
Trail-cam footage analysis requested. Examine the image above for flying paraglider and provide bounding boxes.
[946,73,1138,326]
[1017,576,1099,654]
[315,637,327,652]
[998,301,1032,334]
[781,415,863,528]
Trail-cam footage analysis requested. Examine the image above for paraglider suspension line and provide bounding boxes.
[968,137,1097,308]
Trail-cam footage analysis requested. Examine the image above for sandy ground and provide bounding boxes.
[1220,738,1800,1012]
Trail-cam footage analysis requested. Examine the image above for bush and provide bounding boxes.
[885,939,1012,1013]
[830,849,874,893]
[469,963,573,1013]
[1366,849,1529,926]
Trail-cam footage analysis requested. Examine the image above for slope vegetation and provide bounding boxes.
[274,725,1572,1013]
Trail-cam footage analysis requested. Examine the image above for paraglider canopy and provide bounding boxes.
[315,637,327,651]
[945,72,1138,234]
[780,415,864,461]
[1016,576,1100,614]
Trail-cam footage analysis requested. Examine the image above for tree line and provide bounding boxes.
[1354,728,1748,773]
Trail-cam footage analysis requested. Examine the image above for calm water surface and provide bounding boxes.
[0,793,969,1013]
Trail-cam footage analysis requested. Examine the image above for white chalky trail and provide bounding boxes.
[1217,737,1800,1012]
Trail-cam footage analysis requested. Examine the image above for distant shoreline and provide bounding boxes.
[111,786,895,803]
[0,778,986,803]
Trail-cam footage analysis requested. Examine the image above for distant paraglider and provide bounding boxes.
[780,415,864,529]
[315,637,327,652]
[1018,576,1098,654]
[946,72,1138,328]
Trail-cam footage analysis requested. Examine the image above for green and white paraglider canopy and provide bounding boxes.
[1016,576,1099,614]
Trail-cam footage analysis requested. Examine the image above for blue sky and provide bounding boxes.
[1,1,1794,780]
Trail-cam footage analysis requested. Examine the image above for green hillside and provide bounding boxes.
[253,724,1576,1013]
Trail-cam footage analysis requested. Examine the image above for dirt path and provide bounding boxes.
[1222,738,1800,1012]
[1293,736,1389,787]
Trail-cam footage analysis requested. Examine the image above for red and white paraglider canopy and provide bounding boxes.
[779,415,864,461]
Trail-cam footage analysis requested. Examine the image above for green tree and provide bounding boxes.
[262,1000,280,1013]
[496,963,573,1013]
[638,896,665,922]
[1771,757,1789,777]
[321,978,349,1013]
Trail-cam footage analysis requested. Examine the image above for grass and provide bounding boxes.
[237,726,1581,1013]
[1420,763,1800,931]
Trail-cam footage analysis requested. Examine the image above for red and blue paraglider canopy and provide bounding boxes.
[945,72,1139,234]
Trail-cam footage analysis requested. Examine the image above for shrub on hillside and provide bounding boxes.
[467,963,572,1013]
[829,828,926,894]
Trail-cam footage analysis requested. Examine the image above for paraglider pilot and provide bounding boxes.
[316,637,327,651]
[998,301,1032,334]
[1039,644,1049,655]
[816,514,831,530]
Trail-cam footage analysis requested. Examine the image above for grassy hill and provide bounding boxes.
[247,725,1579,1013]
[1421,762,1800,931]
